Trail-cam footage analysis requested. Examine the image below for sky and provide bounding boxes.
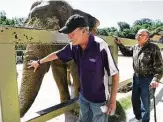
[0,0,163,28]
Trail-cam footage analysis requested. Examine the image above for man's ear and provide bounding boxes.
[82,28,86,33]
[146,36,149,41]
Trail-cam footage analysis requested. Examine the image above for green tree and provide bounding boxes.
[151,20,163,30]
[133,18,153,26]
[131,25,141,34]
[110,27,117,32]
[97,28,108,36]
[96,18,163,40]
[13,17,25,26]
[118,22,130,31]
[0,10,25,26]
[0,10,26,50]
[0,11,7,22]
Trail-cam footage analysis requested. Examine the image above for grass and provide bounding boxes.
[119,95,132,110]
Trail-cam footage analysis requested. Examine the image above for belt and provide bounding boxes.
[134,73,153,77]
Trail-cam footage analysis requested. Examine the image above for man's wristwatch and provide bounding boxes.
[37,59,41,65]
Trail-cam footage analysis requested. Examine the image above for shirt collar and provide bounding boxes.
[85,33,94,50]
[138,40,150,48]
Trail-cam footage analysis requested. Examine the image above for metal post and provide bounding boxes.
[0,43,20,122]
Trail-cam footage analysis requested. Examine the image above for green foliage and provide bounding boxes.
[0,10,25,26]
[133,18,153,26]
[0,11,6,22]
[98,18,163,40]
[151,20,163,30]
[97,28,108,36]
[119,96,132,110]
[108,100,127,122]
[110,27,117,32]
[0,10,26,50]
[150,26,163,37]
[118,22,130,31]
[97,27,118,36]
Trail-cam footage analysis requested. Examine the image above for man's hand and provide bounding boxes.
[106,73,119,115]
[106,100,116,115]
[150,81,159,88]
[114,37,122,44]
[27,60,39,72]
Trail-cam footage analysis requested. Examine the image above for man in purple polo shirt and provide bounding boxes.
[28,14,119,122]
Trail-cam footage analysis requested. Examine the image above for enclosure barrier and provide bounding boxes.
[1,26,163,122]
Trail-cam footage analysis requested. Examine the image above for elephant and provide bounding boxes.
[19,1,127,121]
[19,0,100,117]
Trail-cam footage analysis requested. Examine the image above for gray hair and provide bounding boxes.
[79,27,89,31]
[137,29,150,37]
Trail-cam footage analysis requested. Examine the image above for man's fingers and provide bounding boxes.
[27,62,32,66]
[114,39,119,43]
[150,84,155,88]
[107,105,113,115]
[34,67,37,73]
[154,84,156,88]
[156,82,159,87]
[156,83,159,87]
[150,82,159,88]
[27,65,33,69]
[114,38,121,44]
[154,83,159,88]
[107,108,112,115]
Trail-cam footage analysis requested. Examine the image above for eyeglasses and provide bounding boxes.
[136,34,148,37]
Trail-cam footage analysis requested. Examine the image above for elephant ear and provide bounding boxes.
[87,16,100,35]
[73,9,100,34]
[30,0,42,10]
[24,0,42,25]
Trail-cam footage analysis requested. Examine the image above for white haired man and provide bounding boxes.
[115,29,163,122]
[28,14,119,122]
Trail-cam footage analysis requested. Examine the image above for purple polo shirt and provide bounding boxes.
[56,34,118,103]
